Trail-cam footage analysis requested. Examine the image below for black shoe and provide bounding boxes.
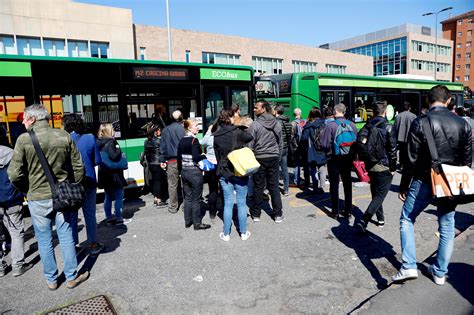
[185,223,192,228]
[194,223,211,230]
[356,221,367,234]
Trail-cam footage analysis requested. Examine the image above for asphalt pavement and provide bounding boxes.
[0,172,472,314]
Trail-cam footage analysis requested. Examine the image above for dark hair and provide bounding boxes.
[428,85,451,105]
[403,101,411,111]
[455,106,466,117]
[256,99,272,113]
[218,109,233,126]
[147,124,160,140]
[322,105,334,117]
[307,108,322,122]
[62,113,86,134]
[373,101,388,116]
[274,105,285,115]
[231,103,240,114]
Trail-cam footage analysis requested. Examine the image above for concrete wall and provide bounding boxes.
[134,25,373,76]
[0,0,134,59]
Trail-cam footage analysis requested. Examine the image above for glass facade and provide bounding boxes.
[17,36,42,56]
[68,40,88,57]
[293,60,316,73]
[44,38,66,57]
[252,56,283,74]
[343,37,407,76]
[90,41,108,58]
[326,64,346,74]
[0,35,15,54]
[202,52,240,65]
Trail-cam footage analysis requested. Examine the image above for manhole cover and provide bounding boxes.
[47,295,116,314]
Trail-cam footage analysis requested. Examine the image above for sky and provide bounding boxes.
[77,0,473,46]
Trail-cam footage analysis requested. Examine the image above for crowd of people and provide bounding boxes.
[0,84,471,290]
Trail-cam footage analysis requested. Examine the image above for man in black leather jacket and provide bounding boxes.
[356,101,397,233]
[393,85,472,286]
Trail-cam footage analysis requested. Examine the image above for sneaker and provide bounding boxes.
[275,215,285,223]
[47,281,58,291]
[392,268,418,282]
[12,263,33,277]
[356,221,367,234]
[378,220,385,227]
[67,271,90,289]
[105,218,115,226]
[88,242,105,255]
[283,191,289,197]
[0,261,7,277]
[115,218,132,225]
[429,265,446,285]
[252,216,260,222]
[241,231,251,241]
[155,201,168,208]
[219,233,230,242]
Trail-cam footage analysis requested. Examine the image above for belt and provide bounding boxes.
[167,159,178,163]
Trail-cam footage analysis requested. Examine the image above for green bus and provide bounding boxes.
[255,72,464,128]
[0,54,254,189]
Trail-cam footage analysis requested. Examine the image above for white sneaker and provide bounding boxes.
[275,215,285,223]
[219,233,230,242]
[429,265,446,285]
[241,231,251,241]
[392,268,418,282]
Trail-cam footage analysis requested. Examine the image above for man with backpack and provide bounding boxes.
[356,101,397,233]
[274,105,293,196]
[290,108,308,188]
[320,103,357,219]
[248,100,284,223]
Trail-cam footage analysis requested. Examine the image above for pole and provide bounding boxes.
[166,0,172,61]
[434,13,438,81]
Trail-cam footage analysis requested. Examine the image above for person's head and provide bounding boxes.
[322,105,334,118]
[274,105,285,117]
[23,104,50,129]
[172,110,183,122]
[62,113,86,135]
[373,101,388,117]
[334,103,346,117]
[147,124,160,140]
[231,103,240,117]
[184,119,199,135]
[98,123,114,138]
[218,109,234,126]
[129,112,137,121]
[293,108,302,119]
[254,100,271,116]
[355,100,363,107]
[403,101,411,111]
[307,108,322,122]
[239,115,253,127]
[455,106,466,117]
[428,85,451,107]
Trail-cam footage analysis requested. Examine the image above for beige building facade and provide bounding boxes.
[0,0,134,59]
[134,25,373,76]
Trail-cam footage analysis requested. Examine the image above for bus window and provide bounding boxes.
[337,91,351,119]
[127,103,154,138]
[204,86,225,125]
[97,94,121,138]
[320,91,335,109]
[354,91,375,122]
[231,87,249,116]
[62,94,95,133]
[40,95,64,129]
[401,92,420,116]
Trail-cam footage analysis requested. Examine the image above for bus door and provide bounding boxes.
[0,95,28,146]
[401,91,421,116]
[321,89,351,118]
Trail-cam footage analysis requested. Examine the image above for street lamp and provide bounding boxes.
[422,7,453,81]
[166,0,172,61]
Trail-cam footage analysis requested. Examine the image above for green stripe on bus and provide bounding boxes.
[319,78,463,91]
[200,68,251,81]
[0,61,32,77]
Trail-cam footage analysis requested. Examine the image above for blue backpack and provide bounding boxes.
[333,119,356,155]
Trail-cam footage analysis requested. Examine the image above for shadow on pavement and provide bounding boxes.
[332,223,401,289]
[425,209,474,234]
[446,262,474,305]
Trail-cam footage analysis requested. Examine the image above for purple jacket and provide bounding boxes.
[320,117,357,159]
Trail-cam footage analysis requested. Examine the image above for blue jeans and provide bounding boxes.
[28,199,78,283]
[279,148,289,193]
[104,188,124,220]
[220,177,248,236]
[399,180,456,277]
[71,186,98,245]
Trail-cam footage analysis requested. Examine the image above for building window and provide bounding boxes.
[252,56,283,74]
[326,64,346,74]
[43,38,66,57]
[458,20,463,25]
[68,40,88,57]
[468,30,473,36]
[457,32,462,37]
[90,42,108,58]
[0,34,15,54]
[465,75,470,81]
[466,64,471,70]
[411,59,451,73]
[292,60,317,73]
[457,43,462,48]
[17,36,42,56]
[468,19,473,24]
[467,53,472,59]
[185,50,191,63]
[203,52,240,65]
[456,64,461,70]
[467,41,472,48]
[139,47,146,60]
[457,53,462,59]
[455,76,460,81]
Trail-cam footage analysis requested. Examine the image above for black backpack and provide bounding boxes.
[310,121,325,152]
[357,120,386,163]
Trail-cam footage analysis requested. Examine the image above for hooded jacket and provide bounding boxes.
[248,113,283,159]
[97,137,127,189]
[213,125,253,180]
[276,115,293,151]
[0,145,23,208]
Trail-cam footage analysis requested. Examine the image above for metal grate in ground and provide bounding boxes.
[46,295,116,315]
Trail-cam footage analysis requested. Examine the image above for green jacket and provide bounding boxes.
[8,120,84,201]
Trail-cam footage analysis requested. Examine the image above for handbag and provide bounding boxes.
[29,131,85,212]
[227,129,260,177]
[353,160,370,183]
[422,117,474,204]
[197,159,216,171]
[100,150,128,170]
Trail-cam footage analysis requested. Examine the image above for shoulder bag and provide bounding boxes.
[29,131,85,212]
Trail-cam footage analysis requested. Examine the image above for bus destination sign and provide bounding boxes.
[133,67,188,80]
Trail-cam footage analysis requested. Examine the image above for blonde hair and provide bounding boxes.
[98,123,114,138]
[183,118,196,132]
[239,116,253,127]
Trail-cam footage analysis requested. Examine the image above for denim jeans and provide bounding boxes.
[220,176,248,236]
[399,180,456,277]
[28,199,78,283]
[251,156,283,218]
[181,168,203,227]
[279,148,289,193]
[1,205,25,268]
[71,185,97,245]
[104,187,124,220]
[361,171,393,225]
